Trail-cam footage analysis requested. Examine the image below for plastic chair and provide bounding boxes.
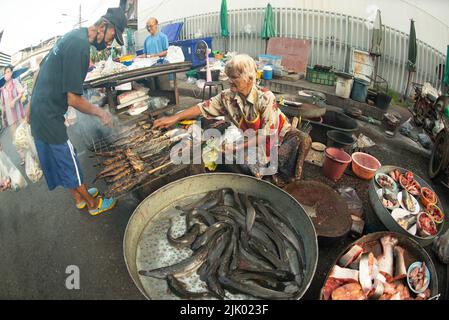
[202,81,224,101]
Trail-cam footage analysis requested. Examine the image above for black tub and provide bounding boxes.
[326,130,356,153]
[308,110,359,144]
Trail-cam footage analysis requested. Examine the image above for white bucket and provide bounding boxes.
[335,77,354,99]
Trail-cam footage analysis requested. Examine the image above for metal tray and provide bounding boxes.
[123,173,319,300]
[368,165,445,247]
[319,231,439,300]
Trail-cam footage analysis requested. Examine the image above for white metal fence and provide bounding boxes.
[159,7,446,94]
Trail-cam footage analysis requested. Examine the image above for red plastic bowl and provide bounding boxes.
[351,152,381,180]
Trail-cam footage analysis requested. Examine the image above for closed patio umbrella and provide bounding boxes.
[369,9,383,89]
[261,3,276,53]
[404,19,417,99]
[220,0,229,37]
[220,0,229,52]
[407,19,417,72]
[370,9,383,57]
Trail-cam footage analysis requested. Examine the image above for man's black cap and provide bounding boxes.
[103,7,127,45]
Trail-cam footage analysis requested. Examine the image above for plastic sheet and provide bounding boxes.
[148,97,170,110]
[338,187,364,218]
[356,133,376,149]
[165,46,185,64]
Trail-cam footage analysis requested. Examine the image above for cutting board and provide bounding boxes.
[267,37,310,74]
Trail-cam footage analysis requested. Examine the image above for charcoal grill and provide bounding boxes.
[89,115,200,199]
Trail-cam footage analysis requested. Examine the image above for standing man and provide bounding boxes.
[28,8,127,216]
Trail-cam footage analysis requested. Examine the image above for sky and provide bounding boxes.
[0,0,120,55]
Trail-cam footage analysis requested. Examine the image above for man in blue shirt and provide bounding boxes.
[139,17,171,90]
[141,17,168,58]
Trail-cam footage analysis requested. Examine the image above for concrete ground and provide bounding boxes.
[0,89,447,299]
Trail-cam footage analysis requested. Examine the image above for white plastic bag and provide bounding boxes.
[14,122,30,151]
[0,150,28,191]
[166,46,185,63]
[25,150,43,183]
[14,122,37,155]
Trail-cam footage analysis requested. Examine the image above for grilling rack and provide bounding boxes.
[90,116,186,199]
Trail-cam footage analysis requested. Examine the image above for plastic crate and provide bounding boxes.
[306,66,336,86]
[172,37,213,68]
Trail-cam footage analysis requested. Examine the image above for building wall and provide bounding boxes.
[0,52,11,69]
[11,38,58,72]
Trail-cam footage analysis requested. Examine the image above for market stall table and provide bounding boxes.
[83,61,192,116]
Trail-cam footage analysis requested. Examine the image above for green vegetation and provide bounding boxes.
[387,89,409,108]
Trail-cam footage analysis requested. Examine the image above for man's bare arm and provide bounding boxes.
[67,92,113,127]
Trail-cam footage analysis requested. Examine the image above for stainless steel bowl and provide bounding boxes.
[320,231,439,300]
[368,165,445,247]
[123,173,319,300]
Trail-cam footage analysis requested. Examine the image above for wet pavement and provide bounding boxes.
[0,124,144,299]
[0,104,448,299]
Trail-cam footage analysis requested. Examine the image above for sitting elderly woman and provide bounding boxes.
[153,54,311,185]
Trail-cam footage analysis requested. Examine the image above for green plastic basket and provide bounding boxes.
[306,66,336,86]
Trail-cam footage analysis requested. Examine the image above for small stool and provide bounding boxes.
[202,81,224,101]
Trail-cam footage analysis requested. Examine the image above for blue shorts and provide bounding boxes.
[34,137,84,190]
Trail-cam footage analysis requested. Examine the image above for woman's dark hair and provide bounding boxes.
[4,65,14,73]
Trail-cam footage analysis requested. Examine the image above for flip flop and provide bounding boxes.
[76,187,99,209]
[88,196,117,216]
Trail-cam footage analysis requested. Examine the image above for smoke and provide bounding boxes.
[70,88,139,151]
[72,107,117,151]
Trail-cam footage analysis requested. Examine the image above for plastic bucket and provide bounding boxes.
[375,92,392,110]
[351,152,381,180]
[350,78,369,102]
[326,130,355,153]
[335,74,354,99]
[263,66,273,80]
[322,147,352,181]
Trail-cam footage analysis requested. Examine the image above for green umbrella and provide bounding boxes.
[261,3,276,54]
[407,19,417,72]
[444,45,449,87]
[261,3,276,39]
[220,0,229,37]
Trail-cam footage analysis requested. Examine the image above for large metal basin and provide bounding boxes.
[123,173,319,300]
[368,165,445,247]
[320,231,439,299]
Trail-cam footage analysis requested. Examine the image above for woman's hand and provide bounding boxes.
[153,115,179,129]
